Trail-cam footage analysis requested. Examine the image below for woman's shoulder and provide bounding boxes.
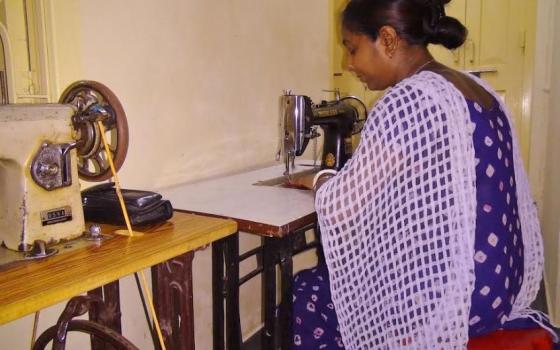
[383,72,455,104]
[400,70,458,96]
[373,71,458,115]
[364,71,468,136]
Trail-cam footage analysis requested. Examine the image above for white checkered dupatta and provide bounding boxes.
[315,71,544,349]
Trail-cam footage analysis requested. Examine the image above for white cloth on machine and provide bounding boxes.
[315,71,544,349]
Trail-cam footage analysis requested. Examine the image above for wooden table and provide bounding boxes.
[0,211,237,349]
[161,162,319,350]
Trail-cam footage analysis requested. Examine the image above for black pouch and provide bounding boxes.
[81,182,173,226]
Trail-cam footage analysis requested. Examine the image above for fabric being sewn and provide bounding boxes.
[315,71,544,349]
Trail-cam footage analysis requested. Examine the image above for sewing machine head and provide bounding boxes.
[278,90,367,175]
[0,81,128,252]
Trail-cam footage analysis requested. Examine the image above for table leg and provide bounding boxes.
[151,251,195,350]
[87,280,122,350]
[225,233,241,349]
[213,239,225,350]
[213,233,241,350]
[262,237,278,349]
[278,236,294,350]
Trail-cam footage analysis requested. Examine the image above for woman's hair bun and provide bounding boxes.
[342,0,468,50]
[425,14,467,49]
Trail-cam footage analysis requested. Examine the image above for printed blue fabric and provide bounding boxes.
[466,97,546,335]
[466,96,530,336]
[292,264,345,349]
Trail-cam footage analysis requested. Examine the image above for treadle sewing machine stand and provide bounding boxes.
[162,163,322,350]
[162,91,366,350]
[0,212,237,350]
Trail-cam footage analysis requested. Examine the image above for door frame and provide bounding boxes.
[0,22,16,103]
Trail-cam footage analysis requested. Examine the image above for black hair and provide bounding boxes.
[342,0,467,49]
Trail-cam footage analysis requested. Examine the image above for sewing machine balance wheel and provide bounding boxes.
[59,80,129,182]
[340,96,368,135]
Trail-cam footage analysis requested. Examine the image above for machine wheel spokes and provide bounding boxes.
[59,81,129,182]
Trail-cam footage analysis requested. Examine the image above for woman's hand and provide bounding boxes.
[287,172,316,190]
[287,170,337,191]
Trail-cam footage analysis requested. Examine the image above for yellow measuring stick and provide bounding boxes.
[97,121,166,350]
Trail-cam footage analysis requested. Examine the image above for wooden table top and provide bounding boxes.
[161,162,317,237]
[0,211,237,325]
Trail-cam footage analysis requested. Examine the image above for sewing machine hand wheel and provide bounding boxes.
[340,96,368,135]
[59,81,129,182]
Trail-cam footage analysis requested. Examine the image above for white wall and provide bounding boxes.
[55,0,330,190]
[530,0,560,324]
[540,1,560,324]
[0,0,329,348]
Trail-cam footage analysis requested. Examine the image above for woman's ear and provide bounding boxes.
[378,25,399,58]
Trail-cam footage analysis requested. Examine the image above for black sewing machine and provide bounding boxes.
[277,90,367,175]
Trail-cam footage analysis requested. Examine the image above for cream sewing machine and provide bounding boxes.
[0,81,128,255]
[277,90,367,176]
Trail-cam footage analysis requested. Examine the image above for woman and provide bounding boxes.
[291,0,555,349]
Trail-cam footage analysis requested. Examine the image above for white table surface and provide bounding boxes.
[160,162,317,237]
